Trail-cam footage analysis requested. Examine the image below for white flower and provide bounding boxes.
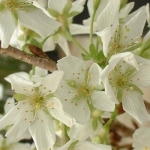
[132,127,150,150]
[96,3,146,57]
[0,68,73,150]
[0,134,31,150]
[56,55,115,124]
[0,0,60,48]
[101,52,150,124]
[46,0,90,55]
[53,139,112,150]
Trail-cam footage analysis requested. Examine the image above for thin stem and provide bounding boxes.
[0,45,57,72]
[90,9,96,44]
[66,30,89,55]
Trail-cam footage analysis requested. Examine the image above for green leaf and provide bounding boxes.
[89,44,98,58]
[13,93,27,101]
[29,38,42,48]
[81,53,91,61]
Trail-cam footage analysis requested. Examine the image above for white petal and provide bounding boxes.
[47,97,74,127]
[101,52,139,81]
[29,109,55,150]
[70,24,90,35]
[70,0,86,14]
[5,74,34,95]
[103,78,118,104]
[97,0,120,32]
[75,141,112,150]
[0,9,16,48]
[132,65,150,87]
[88,63,102,87]
[34,67,48,77]
[42,36,55,52]
[59,97,90,124]
[57,55,87,82]
[48,0,67,14]
[17,9,60,38]
[91,91,115,111]
[96,27,113,56]
[57,36,71,55]
[0,101,29,130]
[122,90,150,124]
[119,2,134,19]
[5,102,34,139]
[4,97,15,113]
[120,8,146,45]
[87,0,109,18]
[41,71,64,94]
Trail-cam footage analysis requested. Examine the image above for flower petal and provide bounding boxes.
[91,91,115,111]
[96,0,120,32]
[47,97,74,127]
[70,24,90,35]
[32,70,64,94]
[120,8,146,46]
[17,8,60,38]
[88,63,102,87]
[5,102,34,139]
[4,97,15,113]
[29,109,55,150]
[57,36,71,55]
[132,65,150,88]
[0,9,16,48]
[96,27,113,56]
[57,55,87,82]
[48,0,67,14]
[70,0,86,14]
[5,74,34,95]
[122,90,150,124]
[119,2,134,19]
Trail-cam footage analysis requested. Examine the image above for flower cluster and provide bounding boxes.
[0,0,150,150]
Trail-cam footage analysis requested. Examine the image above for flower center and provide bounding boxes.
[1,0,33,10]
[67,80,94,102]
[77,84,91,98]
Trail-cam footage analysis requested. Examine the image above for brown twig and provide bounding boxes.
[0,45,58,72]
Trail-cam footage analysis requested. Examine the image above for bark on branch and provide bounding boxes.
[0,46,58,72]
